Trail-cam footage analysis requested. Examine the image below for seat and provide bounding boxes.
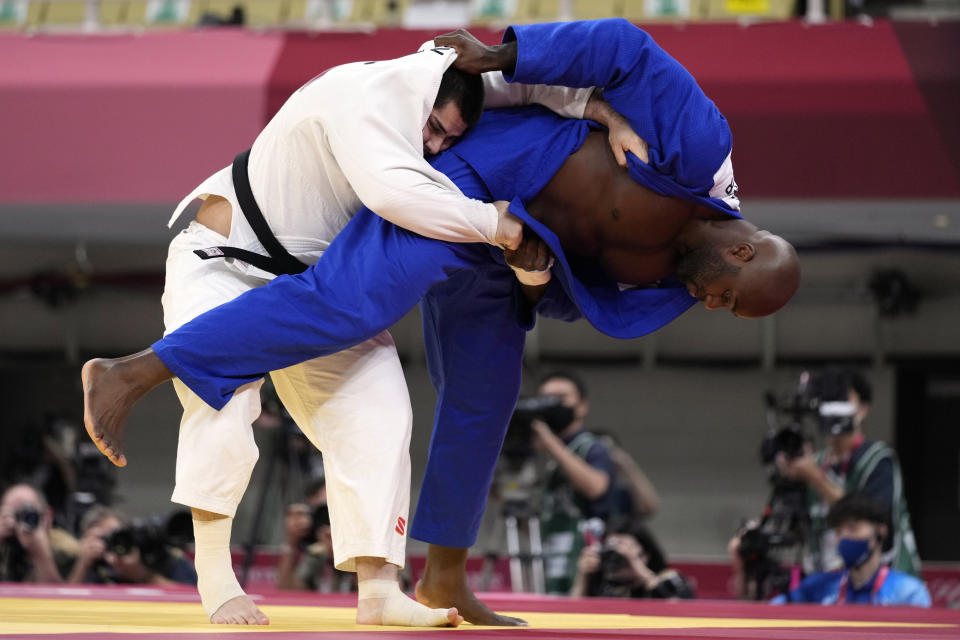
[572,0,621,20]
[25,1,87,27]
[100,1,149,27]
[513,0,560,22]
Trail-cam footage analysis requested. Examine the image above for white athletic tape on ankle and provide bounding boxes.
[193,517,246,619]
[357,579,453,627]
[358,578,399,600]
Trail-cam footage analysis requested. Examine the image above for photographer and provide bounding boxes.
[533,372,616,594]
[67,505,125,583]
[775,371,920,577]
[277,486,354,593]
[732,370,921,600]
[68,505,196,586]
[571,520,693,599]
[0,483,76,582]
[772,492,929,607]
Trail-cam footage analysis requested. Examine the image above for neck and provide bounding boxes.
[849,552,882,590]
[561,421,585,439]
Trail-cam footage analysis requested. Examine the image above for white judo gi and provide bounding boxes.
[162,44,591,573]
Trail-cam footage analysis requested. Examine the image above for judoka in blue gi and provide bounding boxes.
[82,20,800,625]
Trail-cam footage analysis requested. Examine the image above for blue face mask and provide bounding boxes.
[837,537,872,569]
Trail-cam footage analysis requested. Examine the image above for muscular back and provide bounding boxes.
[526,131,706,285]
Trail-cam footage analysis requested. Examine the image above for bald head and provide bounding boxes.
[676,221,800,318]
[735,232,801,318]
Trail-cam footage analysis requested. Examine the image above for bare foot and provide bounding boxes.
[415,578,525,626]
[356,593,461,627]
[210,595,269,625]
[81,349,172,467]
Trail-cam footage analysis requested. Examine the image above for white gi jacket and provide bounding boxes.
[169,45,592,279]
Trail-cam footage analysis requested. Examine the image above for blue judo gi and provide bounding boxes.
[153,19,743,548]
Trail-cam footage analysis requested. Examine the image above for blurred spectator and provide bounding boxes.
[67,505,124,583]
[775,371,920,576]
[68,505,195,586]
[0,483,77,582]
[594,430,660,522]
[534,372,616,594]
[772,493,930,607]
[730,370,921,600]
[277,481,354,592]
[571,520,693,599]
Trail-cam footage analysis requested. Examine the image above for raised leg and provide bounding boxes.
[81,349,173,467]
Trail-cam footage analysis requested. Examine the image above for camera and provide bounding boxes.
[104,521,171,574]
[501,395,575,461]
[14,506,41,532]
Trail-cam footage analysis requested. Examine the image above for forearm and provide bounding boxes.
[613,451,660,516]
[806,470,844,505]
[542,438,610,499]
[276,548,306,590]
[517,282,549,306]
[570,570,590,597]
[582,90,622,129]
[66,557,93,584]
[30,548,64,583]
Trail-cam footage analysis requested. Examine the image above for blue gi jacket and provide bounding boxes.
[154,19,741,548]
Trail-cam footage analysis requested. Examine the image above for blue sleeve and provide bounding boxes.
[152,151,497,411]
[153,209,488,410]
[893,575,932,608]
[503,19,732,194]
[411,262,526,548]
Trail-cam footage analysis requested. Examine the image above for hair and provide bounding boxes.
[611,519,668,574]
[435,67,485,128]
[820,368,872,405]
[1,482,47,509]
[826,492,890,534]
[538,370,589,400]
[79,505,126,535]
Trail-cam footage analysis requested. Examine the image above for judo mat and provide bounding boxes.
[1,584,959,640]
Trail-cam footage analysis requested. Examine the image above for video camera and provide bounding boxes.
[740,368,867,599]
[500,395,575,462]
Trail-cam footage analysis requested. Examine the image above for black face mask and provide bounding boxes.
[539,399,576,434]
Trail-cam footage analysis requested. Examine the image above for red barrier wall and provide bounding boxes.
[1,21,958,204]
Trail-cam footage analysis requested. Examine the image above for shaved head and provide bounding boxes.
[677,220,801,318]
[735,232,801,318]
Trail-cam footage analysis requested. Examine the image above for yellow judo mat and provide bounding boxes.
[1,595,957,638]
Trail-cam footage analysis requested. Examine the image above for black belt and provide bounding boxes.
[193,149,308,277]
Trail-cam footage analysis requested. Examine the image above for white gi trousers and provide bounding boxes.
[162,219,412,572]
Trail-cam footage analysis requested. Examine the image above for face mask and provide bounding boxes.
[837,537,872,569]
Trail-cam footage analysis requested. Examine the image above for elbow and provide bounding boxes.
[584,473,610,500]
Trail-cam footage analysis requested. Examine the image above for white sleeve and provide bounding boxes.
[320,107,499,246]
[481,71,593,119]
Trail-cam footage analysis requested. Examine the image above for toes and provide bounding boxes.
[446,608,463,627]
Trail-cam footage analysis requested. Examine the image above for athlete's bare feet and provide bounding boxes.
[81,349,173,467]
[416,544,526,626]
[210,595,269,625]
